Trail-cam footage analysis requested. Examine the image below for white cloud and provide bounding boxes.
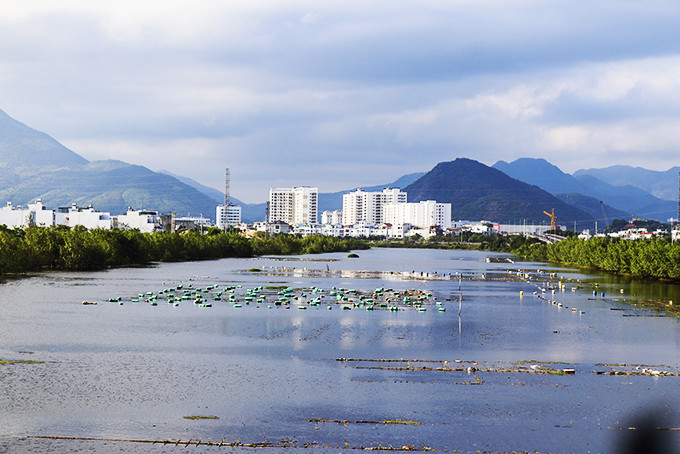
[2,1,680,201]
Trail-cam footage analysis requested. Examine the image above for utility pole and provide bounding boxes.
[223,168,230,232]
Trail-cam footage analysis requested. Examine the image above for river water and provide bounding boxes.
[2,248,680,453]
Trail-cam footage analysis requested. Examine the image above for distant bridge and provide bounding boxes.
[526,233,566,244]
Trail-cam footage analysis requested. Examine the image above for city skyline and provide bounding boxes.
[2,1,680,202]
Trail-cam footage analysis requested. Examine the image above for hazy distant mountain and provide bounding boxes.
[159,170,267,223]
[493,158,676,221]
[161,170,226,203]
[317,172,426,213]
[406,158,594,228]
[554,193,629,226]
[493,158,579,195]
[163,169,427,222]
[0,160,219,216]
[0,108,88,187]
[574,165,680,201]
[0,109,225,217]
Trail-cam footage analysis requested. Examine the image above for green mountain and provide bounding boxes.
[0,109,221,217]
[0,160,219,216]
[405,158,595,228]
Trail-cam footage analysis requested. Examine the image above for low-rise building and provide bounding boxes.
[216,204,242,229]
[321,210,342,225]
[55,204,113,230]
[0,202,33,229]
[116,208,162,233]
[0,200,112,230]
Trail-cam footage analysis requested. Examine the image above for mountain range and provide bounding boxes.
[492,158,676,221]
[405,159,595,228]
[1,108,677,226]
[574,165,680,202]
[0,109,220,217]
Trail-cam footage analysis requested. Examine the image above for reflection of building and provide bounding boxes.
[116,208,162,233]
[216,204,241,229]
[268,186,318,225]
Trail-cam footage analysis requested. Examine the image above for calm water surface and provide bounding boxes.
[2,248,680,453]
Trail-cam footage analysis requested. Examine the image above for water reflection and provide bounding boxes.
[2,248,680,453]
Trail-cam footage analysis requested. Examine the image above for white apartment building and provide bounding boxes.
[383,200,452,229]
[321,210,342,225]
[55,204,113,230]
[0,200,112,230]
[116,208,162,233]
[342,188,407,225]
[216,204,242,229]
[28,200,56,227]
[268,187,318,225]
[0,202,33,229]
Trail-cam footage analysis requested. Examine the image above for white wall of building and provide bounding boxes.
[116,209,162,233]
[216,204,242,229]
[0,200,111,230]
[292,186,318,224]
[29,201,55,227]
[383,200,451,229]
[498,224,557,235]
[269,186,317,225]
[321,210,342,225]
[0,202,33,229]
[342,188,407,225]
[56,204,113,230]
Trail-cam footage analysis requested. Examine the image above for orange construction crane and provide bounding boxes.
[543,208,556,231]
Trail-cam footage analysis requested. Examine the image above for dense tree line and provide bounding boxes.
[374,232,541,252]
[0,226,368,274]
[513,236,680,281]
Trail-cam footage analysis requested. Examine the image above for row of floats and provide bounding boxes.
[513,270,585,315]
[101,283,447,312]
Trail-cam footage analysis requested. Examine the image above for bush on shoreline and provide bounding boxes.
[0,226,368,274]
[513,236,680,281]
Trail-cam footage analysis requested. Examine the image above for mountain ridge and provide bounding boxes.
[574,165,680,202]
[493,158,676,221]
[405,158,594,228]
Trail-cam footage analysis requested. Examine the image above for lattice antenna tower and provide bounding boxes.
[225,168,230,207]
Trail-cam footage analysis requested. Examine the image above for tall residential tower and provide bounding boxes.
[268,186,318,225]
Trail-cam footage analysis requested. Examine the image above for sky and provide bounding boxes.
[1,1,680,203]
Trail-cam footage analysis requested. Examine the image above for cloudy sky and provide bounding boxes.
[1,1,680,202]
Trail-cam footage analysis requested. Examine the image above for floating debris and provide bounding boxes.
[27,436,436,451]
[309,418,423,426]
